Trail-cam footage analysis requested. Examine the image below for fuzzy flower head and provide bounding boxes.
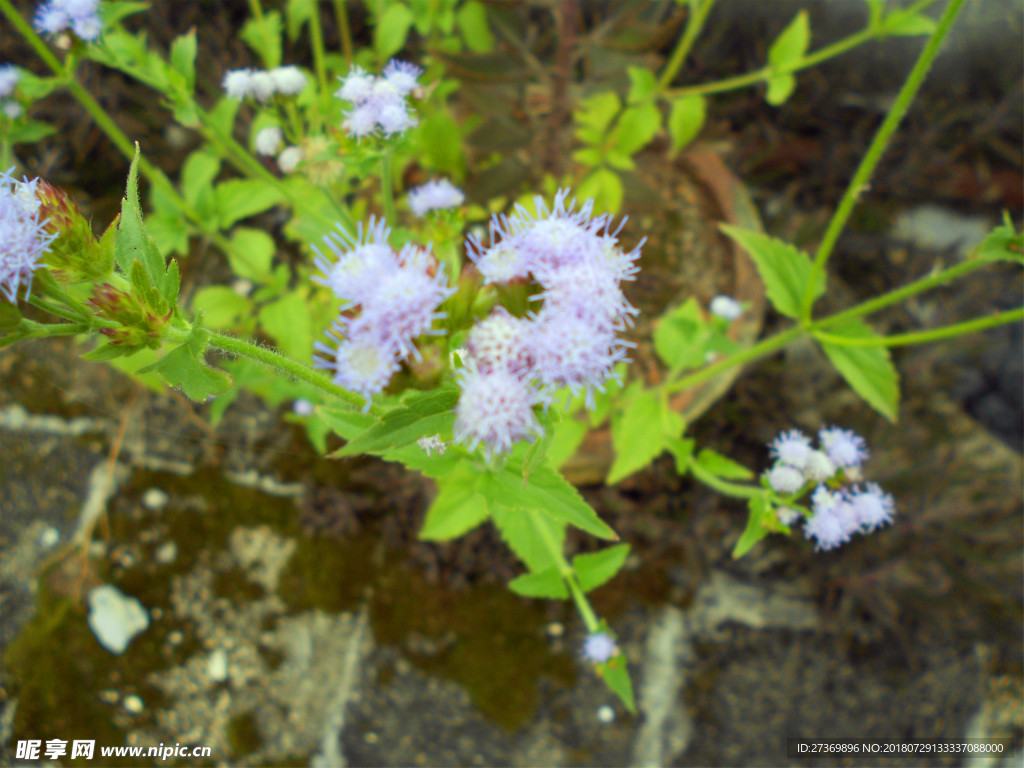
[465,307,533,377]
[335,60,421,140]
[1,168,56,302]
[223,69,255,99]
[408,179,465,217]
[312,218,453,407]
[849,482,895,532]
[802,450,837,484]
[582,632,618,664]
[766,464,805,494]
[268,66,306,95]
[453,367,544,460]
[277,146,304,174]
[0,65,19,99]
[709,294,744,321]
[818,426,869,469]
[769,429,813,470]
[804,488,857,551]
[254,126,283,156]
[34,0,102,41]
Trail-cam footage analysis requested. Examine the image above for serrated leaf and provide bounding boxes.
[720,224,824,319]
[375,3,414,58]
[574,544,630,593]
[733,495,772,558]
[626,66,658,104]
[667,94,706,156]
[546,416,588,469]
[610,101,661,156]
[697,448,754,480]
[318,406,375,441]
[138,326,232,401]
[818,318,900,422]
[285,0,316,41]
[420,465,489,540]
[162,258,180,305]
[608,385,684,484]
[115,147,168,289]
[169,29,197,93]
[508,567,569,599]
[457,1,494,53]
[335,386,459,457]
[81,342,132,361]
[489,496,565,573]
[574,91,621,144]
[493,462,618,540]
[216,180,286,229]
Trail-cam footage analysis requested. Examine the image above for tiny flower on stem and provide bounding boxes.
[582,632,618,664]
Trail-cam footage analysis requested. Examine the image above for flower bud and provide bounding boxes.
[36,180,114,283]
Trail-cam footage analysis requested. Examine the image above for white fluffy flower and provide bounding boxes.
[277,146,304,173]
[254,126,283,156]
[269,66,306,95]
[408,178,465,217]
[709,294,743,320]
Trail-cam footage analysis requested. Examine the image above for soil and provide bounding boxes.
[1,1,1021,766]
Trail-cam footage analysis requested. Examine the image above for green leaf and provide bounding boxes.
[216,180,286,229]
[818,318,900,422]
[508,567,569,599]
[334,385,459,457]
[420,465,489,541]
[626,66,658,104]
[974,214,1023,264]
[258,291,313,361]
[145,214,190,258]
[546,416,588,469]
[733,495,772,558]
[318,406,375,441]
[115,147,169,293]
[488,500,565,574]
[719,224,824,319]
[654,297,709,372]
[226,227,276,281]
[190,286,252,329]
[169,29,197,93]
[766,11,809,106]
[375,3,414,58]
[493,462,618,540]
[696,448,754,480]
[574,91,621,145]
[600,655,635,714]
[574,544,630,593]
[240,10,283,68]
[577,167,623,215]
[883,10,937,37]
[285,0,317,41]
[138,325,232,401]
[457,1,494,53]
[181,150,220,217]
[610,101,661,156]
[666,436,695,474]
[81,341,132,361]
[414,109,464,175]
[607,385,684,484]
[5,120,57,145]
[667,94,706,156]
[207,97,241,135]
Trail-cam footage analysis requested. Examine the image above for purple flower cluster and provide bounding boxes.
[0,169,56,302]
[312,218,453,409]
[454,190,642,459]
[222,66,307,101]
[335,60,421,139]
[765,426,894,551]
[34,0,102,41]
[408,179,465,217]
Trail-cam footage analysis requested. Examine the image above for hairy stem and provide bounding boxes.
[658,0,717,91]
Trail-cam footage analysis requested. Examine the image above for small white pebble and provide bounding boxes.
[597,705,615,723]
[155,541,177,565]
[208,648,229,682]
[167,630,184,646]
[123,695,144,714]
[142,488,169,511]
[38,526,60,548]
[546,622,565,638]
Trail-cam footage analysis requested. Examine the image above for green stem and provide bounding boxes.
[813,307,1024,348]
[308,5,329,133]
[28,295,89,324]
[665,325,802,394]
[17,319,91,339]
[657,0,717,91]
[800,0,967,321]
[689,461,764,499]
[666,0,939,101]
[333,0,354,64]
[380,148,396,223]
[529,511,599,633]
[204,330,379,414]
